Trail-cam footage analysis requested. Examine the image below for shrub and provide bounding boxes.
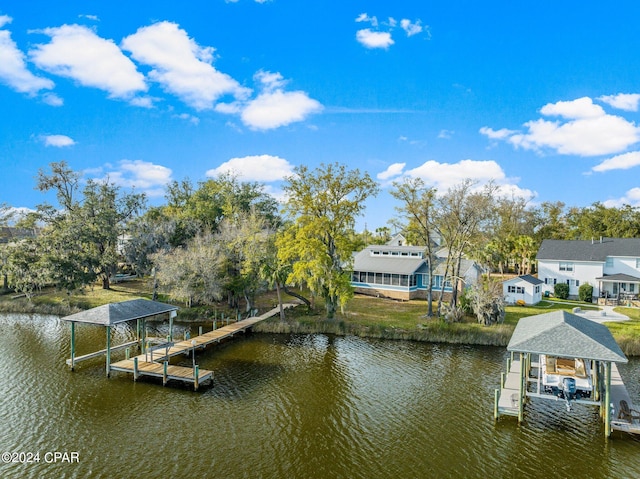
[554,282,569,299]
[578,282,594,302]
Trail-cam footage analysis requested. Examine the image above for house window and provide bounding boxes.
[545,278,557,285]
[383,273,391,285]
[400,275,408,287]
[375,272,383,284]
[535,285,540,294]
[630,284,636,293]
[636,258,640,268]
[508,285,516,293]
[559,262,574,271]
[410,275,417,287]
[605,257,613,267]
[576,280,580,287]
[516,286,525,294]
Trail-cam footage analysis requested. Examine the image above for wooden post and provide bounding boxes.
[199,326,203,336]
[163,361,168,386]
[518,352,524,423]
[194,365,199,391]
[593,360,600,401]
[70,322,76,371]
[494,389,499,420]
[133,357,139,381]
[605,362,611,438]
[126,347,130,360]
[169,310,176,341]
[501,372,505,387]
[141,319,146,354]
[105,325,111,377]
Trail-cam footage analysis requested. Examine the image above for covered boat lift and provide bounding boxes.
[63,298,178,376]
[494,310,634,438]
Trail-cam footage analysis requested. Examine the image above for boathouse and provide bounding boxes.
[494,310,637,438]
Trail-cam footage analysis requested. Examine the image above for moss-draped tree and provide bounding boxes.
[278,163,379,319]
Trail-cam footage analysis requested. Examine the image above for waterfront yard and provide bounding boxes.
[2,279,639,354]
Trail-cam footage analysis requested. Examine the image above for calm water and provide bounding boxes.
[0,314,639,479]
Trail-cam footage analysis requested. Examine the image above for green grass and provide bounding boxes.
[4,281,640,355]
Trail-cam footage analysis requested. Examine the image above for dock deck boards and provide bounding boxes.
[609,362,640,434]
[108,303,297,389]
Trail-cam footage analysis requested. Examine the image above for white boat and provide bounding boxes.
[540,354,593,399]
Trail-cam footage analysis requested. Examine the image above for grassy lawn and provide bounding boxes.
[3,281,640,354]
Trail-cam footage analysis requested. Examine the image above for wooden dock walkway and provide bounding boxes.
[109,303,297,389]
[609,362,640,434]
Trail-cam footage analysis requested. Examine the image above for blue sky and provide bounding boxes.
[2,1,640,231]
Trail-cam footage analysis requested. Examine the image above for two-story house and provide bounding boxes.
[536,237,640,302]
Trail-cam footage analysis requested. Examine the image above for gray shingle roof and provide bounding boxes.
[536,238,640,262]
[504,274,544,286]
[62,298,178,326]
[507,310,627,363]
[595,273,640,282]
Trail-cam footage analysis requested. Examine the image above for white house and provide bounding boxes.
[503,275,543,305]
[536,237,640,302]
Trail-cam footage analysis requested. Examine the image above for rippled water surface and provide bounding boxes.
[0,314,639,479]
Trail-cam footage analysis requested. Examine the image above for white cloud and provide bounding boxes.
[479,127,516,140]
[377,162,406,181]
[101,159,173,197]
[603,187,640,208]
[356,29,394,49]
[79,14,99,21]
[539,96,605,119]
[592,151,640,172]
[482,97,640,156]
[121,21,250,110]
[355,13,378,27]
[41,134,75,147]
[400,19,423,36]
[598,93,640,112]
[42,92,63,106]
[129,96,154,108]
[438,129,454,139]
[30,24,146,99]
[0,19,55,95]
[239,71,322,130]
[173,112,200,125]
[205,154,293,182]
[0,15,12,29]
[405,159,506,189]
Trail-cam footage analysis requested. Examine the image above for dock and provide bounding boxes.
[495,353,640,436]
[63,299,298,390]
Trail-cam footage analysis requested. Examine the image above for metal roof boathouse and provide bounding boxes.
[494,310,638,438]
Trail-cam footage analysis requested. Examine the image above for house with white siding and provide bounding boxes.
[536,237,640,302]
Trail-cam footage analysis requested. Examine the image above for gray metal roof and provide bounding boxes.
[595,273,640,283]
[62,298,178,326]
[536,238,640,262]
[507,310,627,363]
[352,251,426,274]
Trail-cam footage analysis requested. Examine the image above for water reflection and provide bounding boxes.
[0,314,639,479]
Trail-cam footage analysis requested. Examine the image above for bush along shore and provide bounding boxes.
[2,284,640,356]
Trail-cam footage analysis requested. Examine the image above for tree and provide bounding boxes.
[35,162,146,290]
[152,232,224,307]
[390,177,438,317]
[435,180,496,312]
[216,210,273,313]
[5,239,47,300]
[278,163,379,319]
[467,279,505,326]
